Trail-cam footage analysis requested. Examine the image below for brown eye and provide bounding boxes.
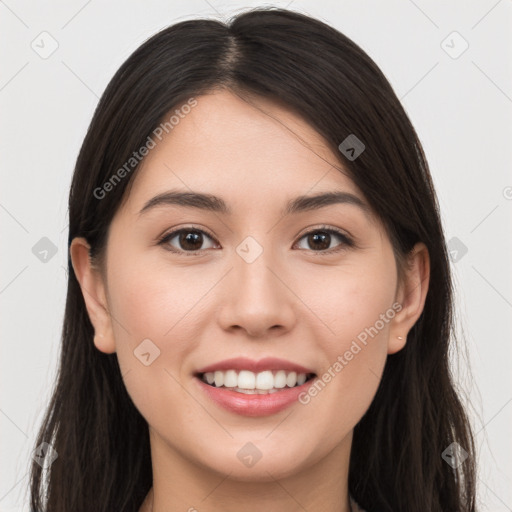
[159,228,218,253]
[295,228,353,253]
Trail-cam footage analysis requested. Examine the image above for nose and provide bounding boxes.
[216,246,297,339]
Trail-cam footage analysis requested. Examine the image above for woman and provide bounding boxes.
[29,7,477,512]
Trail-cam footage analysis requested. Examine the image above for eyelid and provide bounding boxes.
[157,224,355,255]
[293,224,355,252]
[157,224,219,255]
[294,224,353,243]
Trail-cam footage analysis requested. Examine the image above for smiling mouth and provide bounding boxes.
[196,370,317,394]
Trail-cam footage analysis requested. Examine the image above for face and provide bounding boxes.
[72,89,428,484]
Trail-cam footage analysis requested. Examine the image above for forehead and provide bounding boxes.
[124,90,363,214]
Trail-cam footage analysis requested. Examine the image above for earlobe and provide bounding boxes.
[69,237,116,354]
[388,242,430,354]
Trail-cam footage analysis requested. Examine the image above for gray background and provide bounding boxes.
[1,0,511,510]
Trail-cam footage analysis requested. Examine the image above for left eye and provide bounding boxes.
[158,227,353,254]
[294,228,352,252]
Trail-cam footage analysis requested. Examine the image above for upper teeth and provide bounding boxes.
[202,370,309,390]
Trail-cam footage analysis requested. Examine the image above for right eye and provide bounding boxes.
[158,227,220,255]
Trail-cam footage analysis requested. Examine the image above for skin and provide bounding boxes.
[71,90,430,512]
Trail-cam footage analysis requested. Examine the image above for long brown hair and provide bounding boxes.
[29,8,476,511]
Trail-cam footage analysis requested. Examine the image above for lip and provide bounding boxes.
[195,375,316,417]
[195,357,315,375]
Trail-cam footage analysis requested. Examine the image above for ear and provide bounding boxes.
[69,237,116,354]
[388,242,430,354]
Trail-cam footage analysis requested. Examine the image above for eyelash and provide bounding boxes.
[157,224,355,256]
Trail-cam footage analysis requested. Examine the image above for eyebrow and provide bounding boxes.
[138,189,370,217]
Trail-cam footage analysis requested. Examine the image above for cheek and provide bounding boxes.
[105,256,203,427]
[298,256,397,347]
[106,250,197,342]
[104,251,203,391]
[294,258,395,418]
